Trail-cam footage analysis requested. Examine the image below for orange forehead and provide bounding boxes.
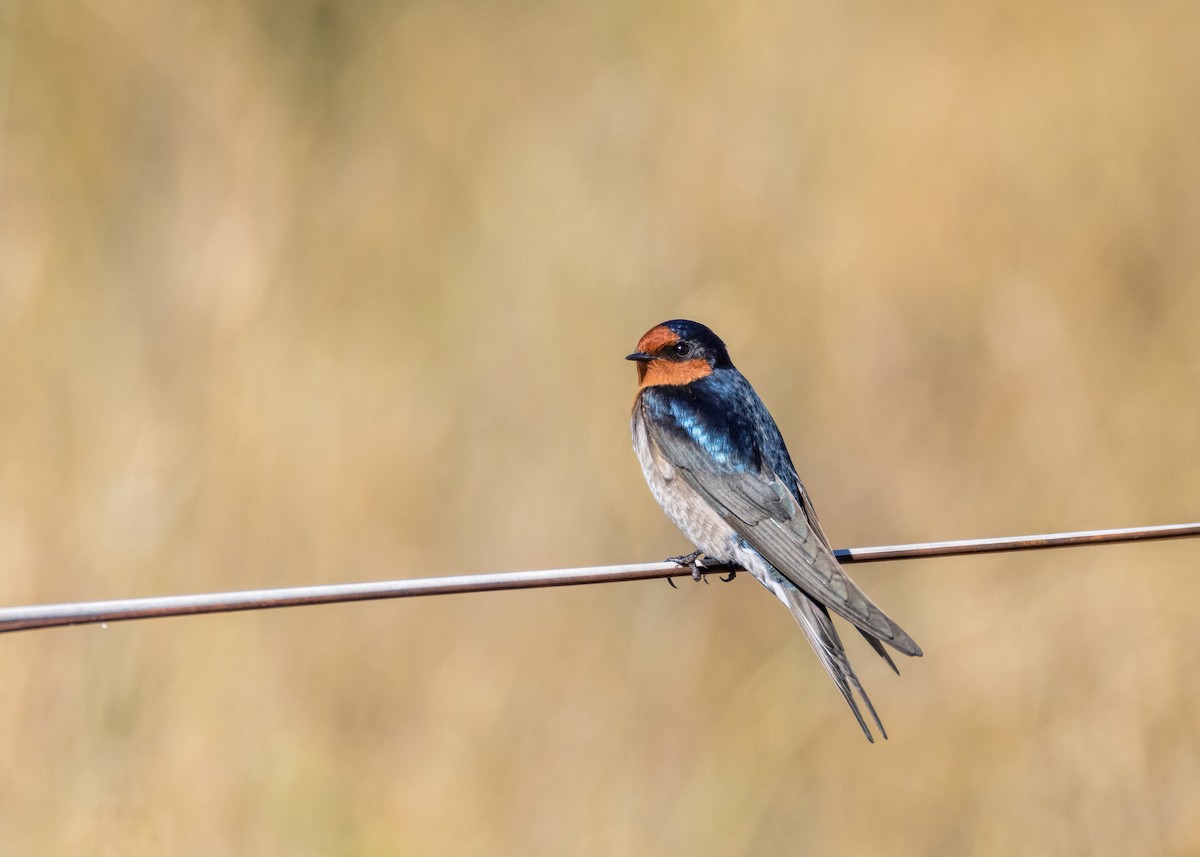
[635,325,680,355]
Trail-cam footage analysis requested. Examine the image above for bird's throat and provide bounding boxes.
[637,358,713,389]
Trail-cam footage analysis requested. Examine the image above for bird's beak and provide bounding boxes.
[627,351,653,384]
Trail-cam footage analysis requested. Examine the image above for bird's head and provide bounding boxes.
[626,319,734,388]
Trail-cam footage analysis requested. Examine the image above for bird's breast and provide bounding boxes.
[631,400,740,560]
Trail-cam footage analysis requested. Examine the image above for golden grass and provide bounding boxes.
[2,0,1200,853]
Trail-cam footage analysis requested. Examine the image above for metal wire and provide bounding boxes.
[1,522,1197,634]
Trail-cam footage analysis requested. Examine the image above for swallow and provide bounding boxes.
[627,319,921,741]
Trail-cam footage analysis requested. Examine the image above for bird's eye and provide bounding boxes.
[672,341,693,358]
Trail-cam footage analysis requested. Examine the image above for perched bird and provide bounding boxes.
[627,319,921,741]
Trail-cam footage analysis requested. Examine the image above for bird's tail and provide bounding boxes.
[781,586,888,743]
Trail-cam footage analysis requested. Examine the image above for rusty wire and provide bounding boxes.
[0,522,1197,634]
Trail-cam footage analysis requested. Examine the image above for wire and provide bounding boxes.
[1,522,1197,634]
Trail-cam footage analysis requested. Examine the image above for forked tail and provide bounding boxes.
[781,586,888,742]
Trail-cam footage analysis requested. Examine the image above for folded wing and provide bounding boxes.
[644,409,922,658]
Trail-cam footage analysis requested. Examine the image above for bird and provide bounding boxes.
[627,319,921,741]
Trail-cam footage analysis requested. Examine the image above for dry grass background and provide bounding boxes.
[2,0,1200,854]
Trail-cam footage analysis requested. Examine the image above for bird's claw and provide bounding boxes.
[668,549,704,566]
[666,549,705,587]
[720,569,737,582]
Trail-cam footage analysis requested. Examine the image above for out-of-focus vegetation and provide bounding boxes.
[2,1,1199,853]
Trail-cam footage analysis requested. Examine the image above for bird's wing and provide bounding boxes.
[645,415,922,657]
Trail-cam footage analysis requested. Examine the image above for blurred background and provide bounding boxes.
[2,0,1199,853]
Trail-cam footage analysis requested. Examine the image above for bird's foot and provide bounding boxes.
[667,549,704,566]
[666,549,705,585]
[719,569,737,582]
